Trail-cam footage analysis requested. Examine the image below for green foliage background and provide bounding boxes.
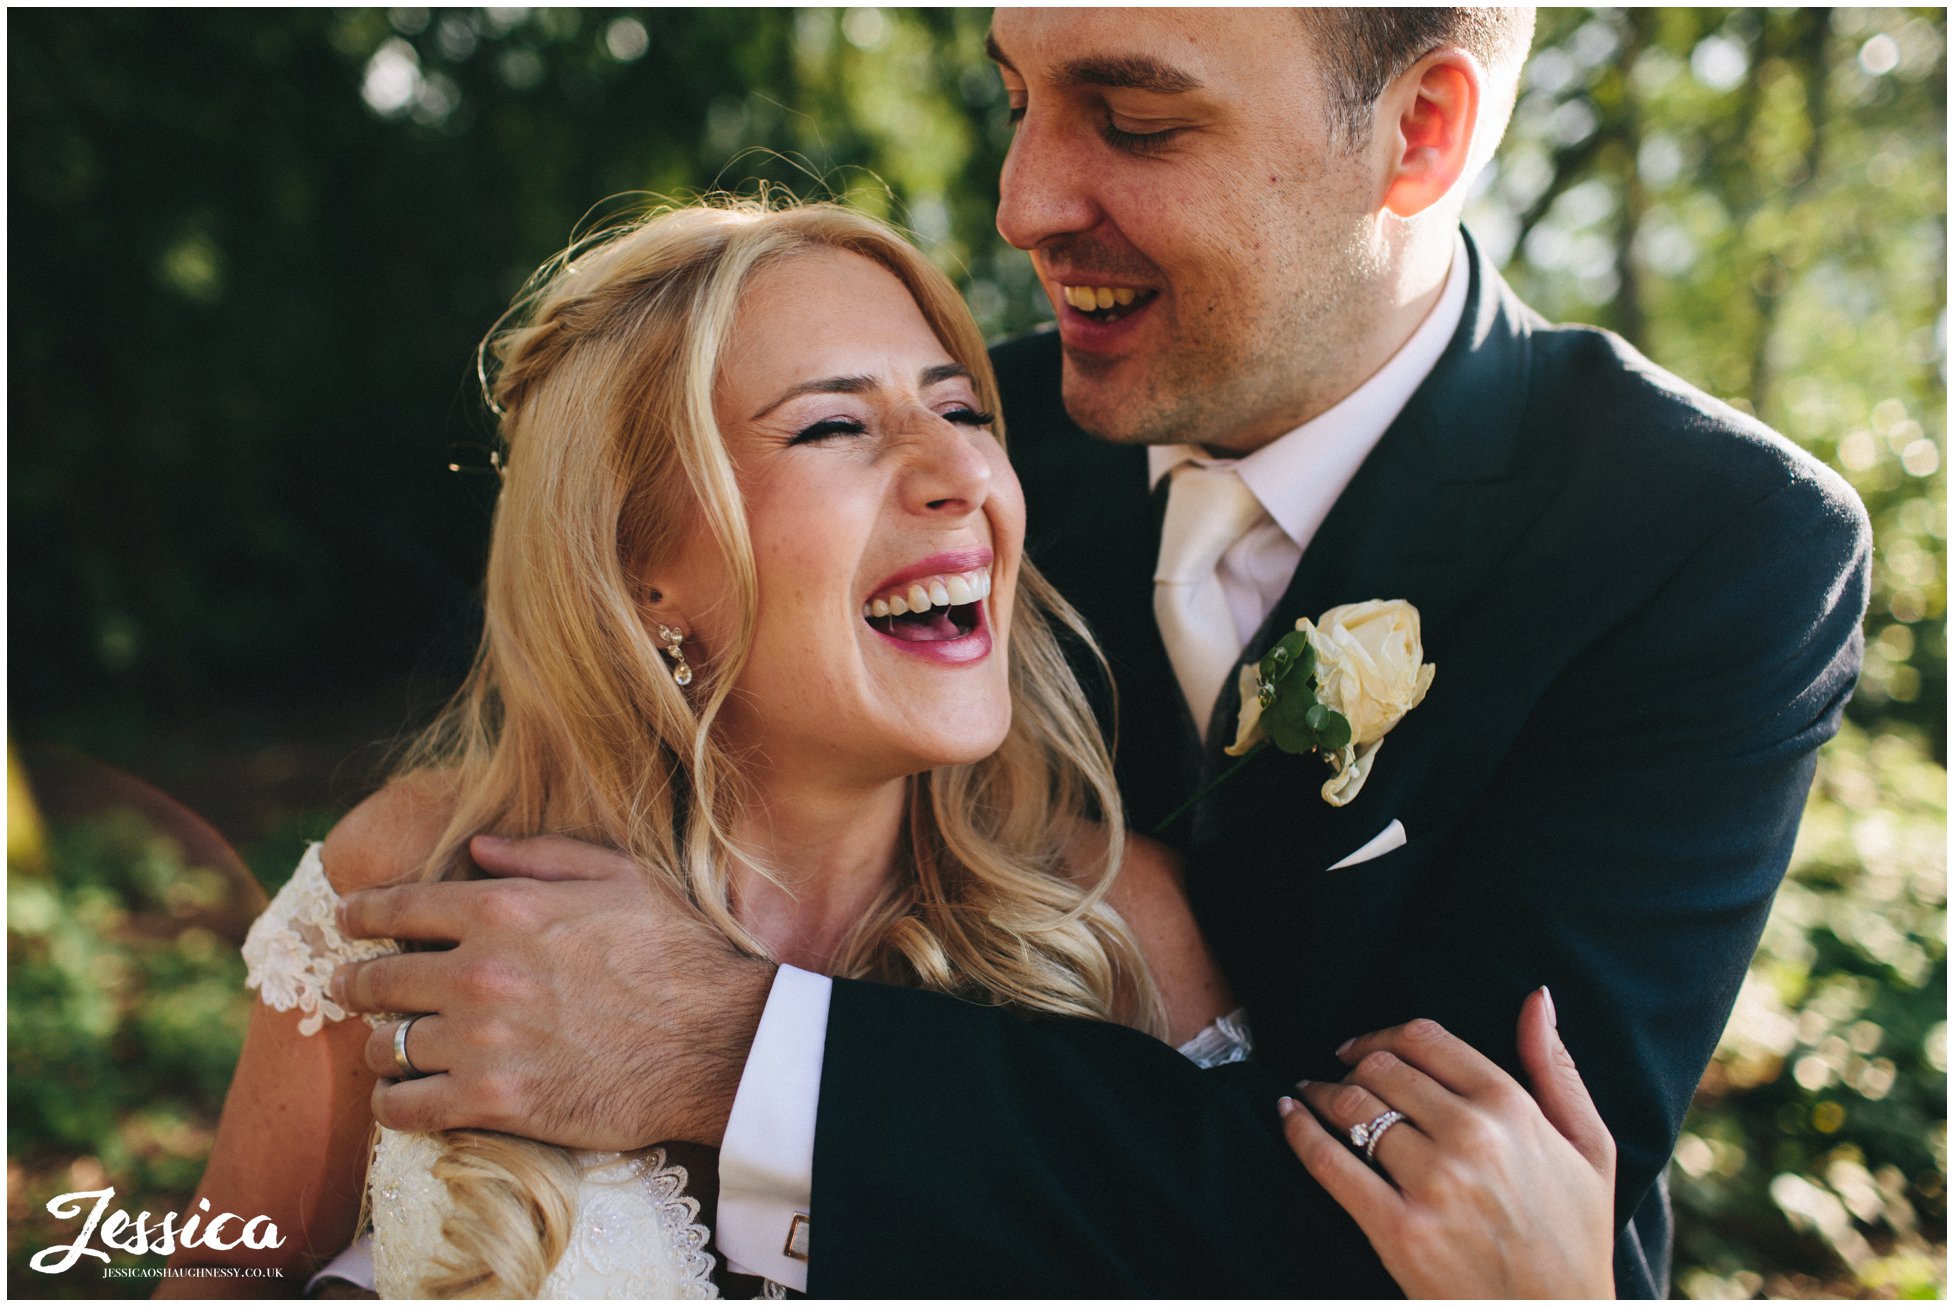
[8,8,1944,1297]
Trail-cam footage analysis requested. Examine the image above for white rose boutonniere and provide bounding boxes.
[1157,599,1435,831]
[1283,600,1436,804]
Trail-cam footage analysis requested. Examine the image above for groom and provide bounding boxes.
[334,8,1869,1297]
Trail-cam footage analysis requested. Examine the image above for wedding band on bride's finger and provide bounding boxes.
[1348,1108,1407,1163]
[392,1014,430,1080]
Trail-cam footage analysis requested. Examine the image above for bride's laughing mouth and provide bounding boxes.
[860,550,994,665]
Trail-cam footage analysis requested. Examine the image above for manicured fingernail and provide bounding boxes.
[1278,1096,1297,1118]
[1335,1037,1355,1058]
[1541,985,1557,1029]
[1294,1078,1314,1092]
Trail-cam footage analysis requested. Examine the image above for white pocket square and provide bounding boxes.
[1327,819,1407,870]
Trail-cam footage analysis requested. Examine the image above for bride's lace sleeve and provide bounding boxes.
[1176,1007,1254,1068]
[242,842,398,1036]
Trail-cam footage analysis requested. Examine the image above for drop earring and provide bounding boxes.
[657,623,693,687]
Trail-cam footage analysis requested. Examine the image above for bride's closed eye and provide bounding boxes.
[790,406,993,445]
[790,416,868,444]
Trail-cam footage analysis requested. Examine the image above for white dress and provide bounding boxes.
[243,843,1253,1299]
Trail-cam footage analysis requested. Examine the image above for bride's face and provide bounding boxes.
[671,247,1023,785]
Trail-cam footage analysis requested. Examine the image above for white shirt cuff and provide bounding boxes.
[717,963,831,1292]
[304,1233,375,1293]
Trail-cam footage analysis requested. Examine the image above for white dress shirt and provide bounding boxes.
[715,234,1471,1287]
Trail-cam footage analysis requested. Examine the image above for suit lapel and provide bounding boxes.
[1198,234,1561,854]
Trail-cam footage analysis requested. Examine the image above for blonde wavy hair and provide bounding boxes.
[389,197,1162,1296]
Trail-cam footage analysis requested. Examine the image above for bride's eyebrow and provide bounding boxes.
[921,362,974,389]
[751,364,975,421]
[750,374,874,421]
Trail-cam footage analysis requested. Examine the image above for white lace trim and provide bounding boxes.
[368,1133,722,1298]
[569,1147,719,1298]
[1176,1006,1255,1069]
[243,843,741,1297]
[241,842,397,1034]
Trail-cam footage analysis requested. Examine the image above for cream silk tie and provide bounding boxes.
[1153,462,1267,737]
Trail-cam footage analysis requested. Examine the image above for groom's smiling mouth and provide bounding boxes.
[1059,282,1158,324]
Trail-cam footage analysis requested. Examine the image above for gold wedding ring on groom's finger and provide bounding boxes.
[392,1014,430,1080]
[1349,1108,1407,1162]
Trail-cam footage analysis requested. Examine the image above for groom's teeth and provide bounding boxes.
[944,575,974,605]
[1063,284,1142,311]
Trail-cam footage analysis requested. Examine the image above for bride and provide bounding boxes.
[165,199,1613,1297]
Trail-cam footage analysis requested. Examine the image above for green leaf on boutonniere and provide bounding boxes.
[1260,630,1313,688]
[1264,678,1324,755]
[1164,599,1434,832]
[1307,702,1353,751]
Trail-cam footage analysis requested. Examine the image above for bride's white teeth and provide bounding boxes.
[864,568,995,615]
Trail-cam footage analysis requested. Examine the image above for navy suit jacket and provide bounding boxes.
[808,232,1870,1297]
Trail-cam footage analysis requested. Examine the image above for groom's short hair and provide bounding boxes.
[1301,7,1536,150]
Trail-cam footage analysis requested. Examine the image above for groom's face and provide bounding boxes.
[990,9,1391,453]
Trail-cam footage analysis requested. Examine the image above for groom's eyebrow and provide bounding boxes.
[752,364,974,421]
[1057,53,1202,95]
[984,32,1201,96]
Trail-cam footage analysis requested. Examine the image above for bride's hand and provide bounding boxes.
[1279,988,1617,1299]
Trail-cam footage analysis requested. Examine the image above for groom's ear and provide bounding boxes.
[1376,49,1483,220]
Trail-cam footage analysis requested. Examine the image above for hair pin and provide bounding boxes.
[446,442,506,481]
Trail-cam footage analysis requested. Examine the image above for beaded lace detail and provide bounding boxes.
[245,844,723,1299]
[242,843,397,1034]
[368,1132,718,1298]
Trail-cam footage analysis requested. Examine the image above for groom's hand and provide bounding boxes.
[332,834,775,1150]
